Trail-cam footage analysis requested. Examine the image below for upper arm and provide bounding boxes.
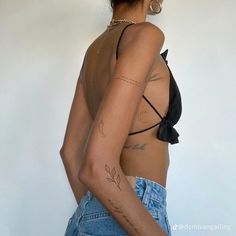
[60,60,93,160]
[81,23,165,169]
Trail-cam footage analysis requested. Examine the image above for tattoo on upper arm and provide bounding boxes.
[105,164,121,190]
[107,198,141,235]
[114,75,143,88]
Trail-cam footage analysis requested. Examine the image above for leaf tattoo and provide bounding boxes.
[111,167,116,177]
[105,164,110,172]
[105,164,121,190]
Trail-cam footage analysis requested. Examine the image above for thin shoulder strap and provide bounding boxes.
[116,23,134,60]
[142,95,164,120]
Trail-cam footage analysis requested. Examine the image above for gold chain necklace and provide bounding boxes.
[106,18,137,31]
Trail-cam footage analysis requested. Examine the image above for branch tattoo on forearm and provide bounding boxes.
[105,164,121,190]
[107,198,141,235]
[114,75,143,88]
[104,165,140,234]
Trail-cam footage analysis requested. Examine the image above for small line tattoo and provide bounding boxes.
[149,73,160,81]
[138,110,149,123]
[124,143,146,150]
[107,198,141,234]
[114,75,142,88]
[105,164,121,190]
[98,119,106,137]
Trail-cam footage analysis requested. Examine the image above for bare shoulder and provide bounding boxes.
[125,21,164,42]
[135,21,165,39]
[118,21,165,57]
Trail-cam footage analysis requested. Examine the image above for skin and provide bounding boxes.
[60,0,169,235]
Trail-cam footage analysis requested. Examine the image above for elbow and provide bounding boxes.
[78,161,102,187]
[59,146,73,160]
[77,168,88,184]
[59,147,68,160]
[78,152,121,187]
[59,147,64,158]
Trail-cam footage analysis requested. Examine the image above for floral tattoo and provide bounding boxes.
[105,164,121,190]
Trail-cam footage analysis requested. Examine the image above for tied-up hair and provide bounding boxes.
[109,0,140,9]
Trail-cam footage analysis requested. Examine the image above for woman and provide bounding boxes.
[60,0,182,235]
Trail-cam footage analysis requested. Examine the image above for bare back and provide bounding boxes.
[80,22,170,187]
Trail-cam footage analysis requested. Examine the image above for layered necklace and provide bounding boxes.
[106,18,137,31]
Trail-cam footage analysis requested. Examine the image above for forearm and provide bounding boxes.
[79,161,167,236]
[61,155,88,204]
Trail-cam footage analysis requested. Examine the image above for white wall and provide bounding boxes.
[0,0,235,235]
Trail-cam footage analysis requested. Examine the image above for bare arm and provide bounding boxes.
[60,145,88,204]
[60,58,93,204]
[79,22,167,236]
[60,151,88,204]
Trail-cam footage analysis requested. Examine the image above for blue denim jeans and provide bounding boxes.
[64,175,172,236]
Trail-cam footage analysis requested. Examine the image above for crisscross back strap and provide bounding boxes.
[142,94,163,120]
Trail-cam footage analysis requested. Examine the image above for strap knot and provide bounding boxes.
[156,118,179,144]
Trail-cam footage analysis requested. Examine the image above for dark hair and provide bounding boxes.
[109,0,140,9]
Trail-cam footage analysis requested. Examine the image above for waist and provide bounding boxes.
[125,175,166,191]
[125,175,167,206]
[84,175,167,209]
[121,146,169,186]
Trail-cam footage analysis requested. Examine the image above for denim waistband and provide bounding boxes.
[81,175,167,206]
[67,176,170,235]
[74,175,167,224]
[134,175,167,207]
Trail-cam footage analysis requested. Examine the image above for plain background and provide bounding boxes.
[0,0,235,235]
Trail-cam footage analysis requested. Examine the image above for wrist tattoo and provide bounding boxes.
[107,198,141,235]
[105,164,121,190]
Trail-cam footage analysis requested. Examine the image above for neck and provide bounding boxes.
[111,3,149,24]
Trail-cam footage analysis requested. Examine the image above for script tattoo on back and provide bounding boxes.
[124,143,146,150]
